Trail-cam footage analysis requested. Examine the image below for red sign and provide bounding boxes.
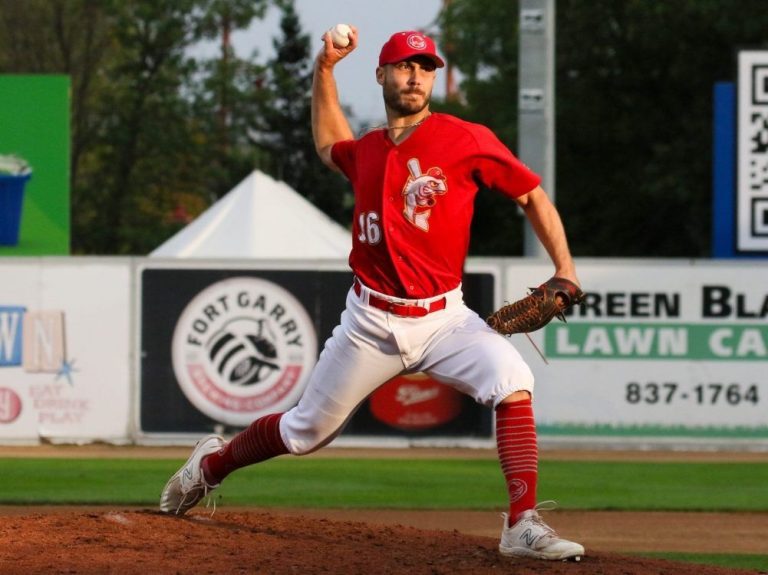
[369,373,463,431]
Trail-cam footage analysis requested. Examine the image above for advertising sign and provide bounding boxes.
[0,76,70,255]
[140,267,331,433]
[170,275,319,427]
[0,259,132,442]
[139,265,495,439]
[507,260,768,440]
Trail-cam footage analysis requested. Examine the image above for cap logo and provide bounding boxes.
[406,34,427,50]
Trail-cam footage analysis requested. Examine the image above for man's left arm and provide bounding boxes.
[515,186,579,285]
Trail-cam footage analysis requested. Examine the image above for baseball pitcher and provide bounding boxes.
[161,27,584,562]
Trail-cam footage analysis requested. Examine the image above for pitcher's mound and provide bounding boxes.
[0,509,754,574]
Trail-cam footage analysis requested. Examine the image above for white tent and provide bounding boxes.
[150,170,351,259]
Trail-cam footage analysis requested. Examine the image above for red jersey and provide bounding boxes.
[331,113,540,299]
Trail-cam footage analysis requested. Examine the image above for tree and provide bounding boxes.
[191,0,270,199]
[0,0,113,192]
[0,0,269,254]
[78,1,208,252]
[437,0,768,257]
[434,0,525,255]
[249,0,352,225]
[555,0,768,257]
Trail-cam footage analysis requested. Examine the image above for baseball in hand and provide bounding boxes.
[329,23,352,48]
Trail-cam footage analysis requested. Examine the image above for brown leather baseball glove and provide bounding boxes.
[486,277,585,335]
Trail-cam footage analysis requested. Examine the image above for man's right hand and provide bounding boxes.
[316,25,358,70]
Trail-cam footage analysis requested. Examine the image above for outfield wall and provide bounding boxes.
[0,257,765,450]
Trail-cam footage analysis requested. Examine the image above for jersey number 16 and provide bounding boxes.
[357,211,382,245]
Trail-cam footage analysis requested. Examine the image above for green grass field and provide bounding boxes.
[2,457,767,571]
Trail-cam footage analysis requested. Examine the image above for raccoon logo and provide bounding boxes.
[172,276,317,427]
[207,318,280,387]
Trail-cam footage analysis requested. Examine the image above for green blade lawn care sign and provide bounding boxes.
[502,260,768,444]
[0,75,70,254]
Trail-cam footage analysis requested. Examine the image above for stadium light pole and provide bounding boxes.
[518,0,555,258]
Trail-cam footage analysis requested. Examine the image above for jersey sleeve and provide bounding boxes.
[470,125,541,198]
[331,139,357,181]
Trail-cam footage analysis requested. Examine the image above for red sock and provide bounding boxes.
[495,398,538,525]
[202,413,289,484]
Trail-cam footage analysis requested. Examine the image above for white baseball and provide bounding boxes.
[329,23,352,48]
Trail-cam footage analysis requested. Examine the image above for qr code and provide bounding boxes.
[738,55,768,250]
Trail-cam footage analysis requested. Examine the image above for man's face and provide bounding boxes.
[377,56,437,116]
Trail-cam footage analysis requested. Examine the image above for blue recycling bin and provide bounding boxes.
[0,173,31,246]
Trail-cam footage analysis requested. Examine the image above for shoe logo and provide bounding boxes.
[183,467,193,481]
[520,528,538,547]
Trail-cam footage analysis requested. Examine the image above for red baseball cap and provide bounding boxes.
[378,31,445,68]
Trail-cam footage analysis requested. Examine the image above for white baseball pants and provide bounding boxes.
[279,280,534,454]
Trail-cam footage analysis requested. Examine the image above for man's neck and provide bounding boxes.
[382,110,431,143]
[385,109,431,129]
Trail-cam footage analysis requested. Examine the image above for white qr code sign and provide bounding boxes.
[737,51,768,251]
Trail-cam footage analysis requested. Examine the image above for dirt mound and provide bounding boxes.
[0,509,757,575]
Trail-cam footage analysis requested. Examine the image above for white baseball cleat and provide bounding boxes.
[499,506,585,561]
[159,434,225,515]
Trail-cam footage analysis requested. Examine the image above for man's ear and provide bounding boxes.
[375,66,385,86]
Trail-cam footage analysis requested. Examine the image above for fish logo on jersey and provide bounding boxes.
[401,158,447,231]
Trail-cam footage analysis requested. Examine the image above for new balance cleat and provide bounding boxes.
[499,506,585,561]
[159,435,225,515]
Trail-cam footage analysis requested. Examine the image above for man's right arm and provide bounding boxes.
[312,27,357,171]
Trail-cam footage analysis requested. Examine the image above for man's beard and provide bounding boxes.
[383,85,431,117]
